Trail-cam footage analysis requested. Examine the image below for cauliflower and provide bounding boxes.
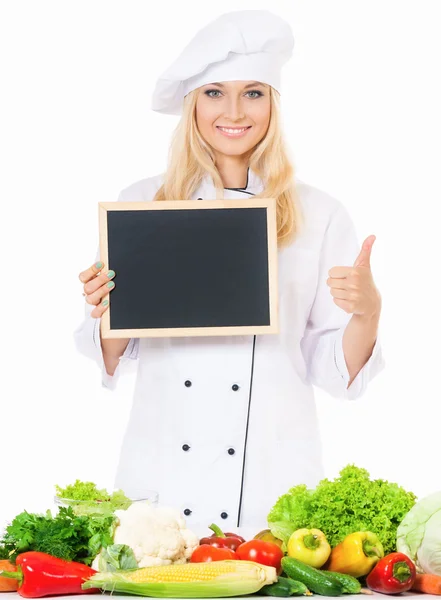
[92,502,199,569]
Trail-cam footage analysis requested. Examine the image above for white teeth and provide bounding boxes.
[218,127,248,134]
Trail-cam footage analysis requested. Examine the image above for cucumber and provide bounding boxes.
[281,557,343,597]
[260,576,312,597]
[321,571,362,594]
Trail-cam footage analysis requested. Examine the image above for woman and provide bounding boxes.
[75,10,384,532]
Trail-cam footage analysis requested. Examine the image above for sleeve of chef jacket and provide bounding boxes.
[300,204,385,400]
[73,193,140,391]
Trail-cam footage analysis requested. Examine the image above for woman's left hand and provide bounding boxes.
[327,235,382,318]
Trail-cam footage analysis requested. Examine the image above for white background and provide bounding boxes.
[1,0,440,529]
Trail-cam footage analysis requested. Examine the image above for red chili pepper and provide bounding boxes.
[236,540,284,575]
[199,523,246,552]
[366,552,416,594]
[0,551,99,598]
[190,544,237,563]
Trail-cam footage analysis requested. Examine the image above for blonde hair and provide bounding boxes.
[153,87,301,247]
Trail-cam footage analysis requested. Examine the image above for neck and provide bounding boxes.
[215,154,249,188]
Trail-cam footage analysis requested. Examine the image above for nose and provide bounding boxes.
[223,95,246,122]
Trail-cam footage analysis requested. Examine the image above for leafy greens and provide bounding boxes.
[97,544,138,572]
[55,479,131,511]
[397,491,441,574]
[0,506,115,565]
[267,464,416,554]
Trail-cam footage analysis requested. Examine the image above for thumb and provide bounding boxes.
[353,235,376,268]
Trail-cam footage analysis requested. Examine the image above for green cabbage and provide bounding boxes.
[397,491,441,574]
[98,544,138,571]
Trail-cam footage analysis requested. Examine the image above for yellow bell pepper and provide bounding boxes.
[326,531,384,577]
[287,528,331,568]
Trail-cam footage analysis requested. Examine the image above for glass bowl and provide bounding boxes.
[54,490,159,517]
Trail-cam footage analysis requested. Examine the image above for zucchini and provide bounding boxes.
[321,571,362,594]
[281,557,343,597]
[260,576,312,597]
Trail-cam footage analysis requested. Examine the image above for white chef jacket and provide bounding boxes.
[74,169,384,533]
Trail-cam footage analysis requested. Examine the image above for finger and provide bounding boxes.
[326,277,348,290]
[90,298,110,319]
[333,298,354,314]
[85,280,115,306]
[79,261,105,284]
[353,235,376,268]
[329,288,352,301]
[83,269,116,296]
[328,266,352,279]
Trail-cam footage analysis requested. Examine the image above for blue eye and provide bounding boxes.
[205,89,222,98]
[246,90,264,98]
[204,89,264,99]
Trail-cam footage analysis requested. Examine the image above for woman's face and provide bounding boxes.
[195,80,271,158]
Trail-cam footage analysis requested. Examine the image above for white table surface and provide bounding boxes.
[4,593,438,599]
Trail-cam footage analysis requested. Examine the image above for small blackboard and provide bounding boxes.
[99,199,278,338]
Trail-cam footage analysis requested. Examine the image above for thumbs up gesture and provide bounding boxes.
[327,235,382,317]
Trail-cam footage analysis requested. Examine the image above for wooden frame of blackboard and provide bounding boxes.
[99,199,278,339]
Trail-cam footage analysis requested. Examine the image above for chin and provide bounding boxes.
[211,139,257,157]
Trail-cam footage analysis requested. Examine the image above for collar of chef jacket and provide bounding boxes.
[193,167,265,199]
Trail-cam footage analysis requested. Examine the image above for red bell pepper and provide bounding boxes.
[190,544,237,563]
[236,540,284,575]
[199,523,246,552]
[0,551,99,597]
[366,552,416,594]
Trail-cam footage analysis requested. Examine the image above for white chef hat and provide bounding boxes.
[151,10,295,116]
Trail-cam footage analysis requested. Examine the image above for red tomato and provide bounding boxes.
[236,540,284,574]
[190,544,237,562]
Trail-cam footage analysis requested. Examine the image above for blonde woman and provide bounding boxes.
[75,10,384,532]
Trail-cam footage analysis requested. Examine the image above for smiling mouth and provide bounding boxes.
[216,126,252,137]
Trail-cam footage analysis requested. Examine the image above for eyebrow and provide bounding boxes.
[207,81,267,89]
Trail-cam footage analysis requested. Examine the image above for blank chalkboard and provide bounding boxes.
[99,199,278,338]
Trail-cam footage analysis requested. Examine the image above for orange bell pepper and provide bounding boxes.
[0,560,18,592]
[325,531,384,577]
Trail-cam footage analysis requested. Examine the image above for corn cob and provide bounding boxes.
[82,559,277,597]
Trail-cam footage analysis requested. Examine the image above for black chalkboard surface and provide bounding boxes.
[99,199,278,338]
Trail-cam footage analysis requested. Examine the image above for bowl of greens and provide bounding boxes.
[54,480,158,517]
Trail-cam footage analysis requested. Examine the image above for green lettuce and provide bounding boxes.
[267,465,416,554]
[268,521,297,553]
[55,480,131,514]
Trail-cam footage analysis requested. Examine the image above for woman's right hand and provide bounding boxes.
[78,261,116,318]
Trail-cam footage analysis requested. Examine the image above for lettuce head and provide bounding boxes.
[397,491,441,574]
[268,465,416,554]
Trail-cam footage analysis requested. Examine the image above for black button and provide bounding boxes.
[220,512,228,519]
[228,448,235,455]
[182,444,190,451]
[232,384,239,391]
[184,508,192,516]
[185,380,192,387]
[197,197,203,200]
